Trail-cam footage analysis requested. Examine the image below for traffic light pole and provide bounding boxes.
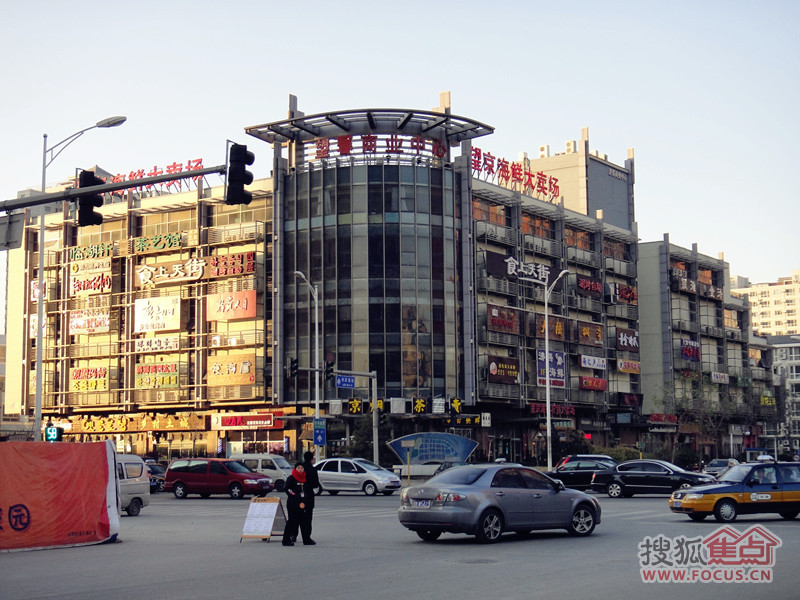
[335,369,380,464]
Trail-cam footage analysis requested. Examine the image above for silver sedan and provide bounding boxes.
[316,458,402,496]
[398,464,601,543]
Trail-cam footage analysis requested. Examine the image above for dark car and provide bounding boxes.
[590,459,715,497]
[670,461,800,522]
[398,463,601,543]
[164,458,273,499]
[147,463,166,493]
[546,458,618,490]
[554,454,615,470]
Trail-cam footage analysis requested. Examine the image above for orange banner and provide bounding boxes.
[0,441,118,551]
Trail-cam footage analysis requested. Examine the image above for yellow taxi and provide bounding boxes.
[669,461,800,522]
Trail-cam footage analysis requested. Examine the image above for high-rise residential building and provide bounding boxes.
[638,234,778,459]
[768,334,800,456]
[732,271,800,336]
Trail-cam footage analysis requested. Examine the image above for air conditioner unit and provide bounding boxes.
[539,145,550,158]
[565,140,577,153]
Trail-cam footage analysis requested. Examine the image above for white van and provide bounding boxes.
[116,454,150,516]
[229,453,293,491]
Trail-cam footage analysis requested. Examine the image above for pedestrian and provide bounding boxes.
[302,450,319,542]
[282,463,315,546]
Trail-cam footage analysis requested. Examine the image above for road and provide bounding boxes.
[2,489,799,599]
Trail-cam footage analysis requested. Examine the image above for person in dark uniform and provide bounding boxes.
[282,463,314,546]
[302,450,319,543]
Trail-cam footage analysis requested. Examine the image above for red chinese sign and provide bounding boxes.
[579,376,607,391]
[471,146,560,202]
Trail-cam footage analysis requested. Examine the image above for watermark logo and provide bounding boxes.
[639,525,782,583]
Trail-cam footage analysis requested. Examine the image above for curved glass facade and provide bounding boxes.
[282,161,464,403]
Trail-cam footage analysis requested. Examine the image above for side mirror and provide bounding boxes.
[554,479,565,492]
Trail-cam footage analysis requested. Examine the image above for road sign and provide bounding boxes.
[336,374,356,389]
[313,418,326,447]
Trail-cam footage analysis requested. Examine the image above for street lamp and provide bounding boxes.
[522,268,569,471]
[33,116,126,439]
[294,270,321,455]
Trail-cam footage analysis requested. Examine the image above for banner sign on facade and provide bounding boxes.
[616,328,640,352]
[69,257,112,296]
[206,290,257,321]
[580,355,607,370]
[70,367,109,392]
[681,339,701,361]
[536,350,566,387]
[207,353,256,386]
[533,314,568,341]
[577,321,604,347]
[487,355,519,384]
[135,363,180,389]
[617,359,641,374]
[134,336,181,353]
[134,297,181,333]
[579,376,608,391]
[69,307,111,335]
[486,304,520,335]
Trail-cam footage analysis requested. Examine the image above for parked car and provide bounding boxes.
[590,459,715,497]
[164,458,273,499]
[117,454,150,516]
[146,463,166,493]
[554,454,616,470]
[398,463,601,543]
[702,458,739,479]
[670,461,800,522]
[229,453,294,491]
[545,458,618,490]
[316,457,401,496]
[432,460,470,476]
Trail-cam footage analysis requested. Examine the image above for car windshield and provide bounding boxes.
[428,467,486,485]
[707,459,728,468]
[353,459,386,472]
[148,465,165,475]
[717,464,750,483]
[273,456,292,469]
[224,460,255,474]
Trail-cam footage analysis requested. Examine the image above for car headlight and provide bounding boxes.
[685,493,704,500]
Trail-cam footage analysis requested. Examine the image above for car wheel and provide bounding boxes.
[125,498,142,517]
[688,513,708,521]
[780,511,799,520]
[714,499,738,523]
[363,481,378,496]
[275,479,285,492]
[382,490,395,496]
[173,482,188,499]
[229,482,245,499]
[606,482,624,498]
[567,504,596,536]
[475,509,503,544]
[416,529,441,542]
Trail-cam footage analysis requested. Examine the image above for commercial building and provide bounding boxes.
[767,334,800,455]
[638,235,779,460]
[732,271,800,336]
[4,94,641,462]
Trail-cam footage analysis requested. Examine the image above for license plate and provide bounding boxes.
[673,501,682,508]
[413,499,431,509]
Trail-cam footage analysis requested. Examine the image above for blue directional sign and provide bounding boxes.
[336,374,356,389]
[313,418,326,447]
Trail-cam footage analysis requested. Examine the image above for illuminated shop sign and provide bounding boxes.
[605,282,638,305]
[576,275,603,298]
[70,367,109,392]
[617,359,641,374]
[210,411,284,430]
[69,243,114,261]
[576,321,604,347]
[536,350,566,387]
[69,308,110,335]
[135,363,180,389]
[486,304,520,335]
[681,339,700,361]
[579,376,607,391]
[532,314,568,341]
[69,257,112,297]
[134,297,181,332]
[487,355,519,385]
[471,145,560,202]
[135,253,257,288]
[207,353,256,386]
[503,256,553,283]
[70,413,205,434]
[135,336,180,353]
[309,133,448,162]
[580,355,607,370]
[616,328,640,352]
[133,232,184,254]
[530,402,575,417]
[206,290,257,321]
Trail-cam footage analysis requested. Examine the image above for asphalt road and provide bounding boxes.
[2,489,799,599]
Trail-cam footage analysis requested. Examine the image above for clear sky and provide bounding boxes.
[0,1,796,283]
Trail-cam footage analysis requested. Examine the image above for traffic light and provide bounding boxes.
[226,143,255,205]
[77,170,105,227]
[288,357,298,379]
[325,360,335,381]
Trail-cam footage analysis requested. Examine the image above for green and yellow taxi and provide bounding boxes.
[669,461,800,522]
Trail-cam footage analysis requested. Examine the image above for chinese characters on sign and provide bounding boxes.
[135,363,180,389]
[135,336,180,353]
[536,350,566,387]
[70,367,109,392]
[69,308,111,335]
[616,328,640,352]
[681,339,701,362]
[487,356,519,385]
[134,297,181,333]
[471,145,560,202]
[133,232,184,254]
[617,359,641,374]
[136,259,207,288]
[308,134,447,162]
[486,304,520,335]
[207,353,256,386]
[69,257,112,297]
[206,290,257,321]
[503,256,552,283]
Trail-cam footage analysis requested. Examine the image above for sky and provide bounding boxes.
[0,0,797,284]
